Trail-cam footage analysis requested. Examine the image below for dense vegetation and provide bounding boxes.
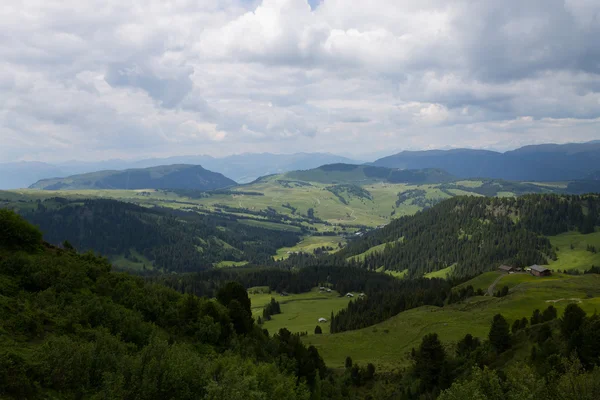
[11,198,301,272]
[149,265,399,299]
[0,210,377,399]
[395,302,600,399]
[150,263,474,334]
[337,194,600,277]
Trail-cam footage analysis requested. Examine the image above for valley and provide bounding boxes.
[2,160,600,400]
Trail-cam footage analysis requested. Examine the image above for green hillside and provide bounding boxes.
[284,163,455,184]
[29,164,236,191]
[548,231,600,271]
[337,194,600,278]
[305,273,600,371]
[1,198,301,272]
[0,209,346,399]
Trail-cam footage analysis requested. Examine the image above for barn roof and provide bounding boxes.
[530,265,549,273]
[498,265,513,271]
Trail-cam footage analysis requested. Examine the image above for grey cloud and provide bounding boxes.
[105,63,194,108]
[2,0,600,163]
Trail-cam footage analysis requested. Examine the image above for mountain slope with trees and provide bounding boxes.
[0,209,377,399]
[334,194,600,278]
[7,198,301,272]
[29,164,236,191]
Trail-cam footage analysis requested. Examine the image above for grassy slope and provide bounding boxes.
[424,264,456,279]
[275,236,345,260]
[455,271,503,292]
[4,178,565,233]
[215,261,249,268]
[304,274,600,371]
[249,288,352,334]
[548,230,600,271]
[348,242,389,262]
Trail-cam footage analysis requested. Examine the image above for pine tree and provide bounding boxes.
[489,314,511,353]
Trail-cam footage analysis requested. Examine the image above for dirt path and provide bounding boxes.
[487,272,528,295]
[487,273,506,296]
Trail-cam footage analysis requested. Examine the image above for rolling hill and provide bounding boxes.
[283,163,454,184]
[1,152,361,189]
[29,164,236,191]
[372,141,600,181]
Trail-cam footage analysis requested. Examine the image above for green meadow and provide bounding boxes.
[424,264,456,279]
[249,288,353,335]
[304,273,600,371]
[548,230,600,271]
[274,235,345,260]
[454,271,503,292]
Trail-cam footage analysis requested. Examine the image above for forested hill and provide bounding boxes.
[29,164,236,191]
[11,198,300,272]
[335,194,600,278]
[282,163,454,184]
[0,209,343,399]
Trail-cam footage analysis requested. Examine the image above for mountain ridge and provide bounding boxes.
[372,141,600,181]
[29,164,236,191]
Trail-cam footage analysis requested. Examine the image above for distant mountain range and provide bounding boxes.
[0,152,360,189]
[282,164,454,184]
[29,165,236,191]
[372,141,600,181]
[4,141,600,190]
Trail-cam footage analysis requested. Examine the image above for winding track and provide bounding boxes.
[487,273,507,296]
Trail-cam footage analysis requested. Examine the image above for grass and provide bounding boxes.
[249,288,352,335]
[215,260,249,268]
[304,273,600,371]
[385,269,408,279]
[424,264,455,279]
[548,230,600,272]
[275,236,345,260]
[238,219,303,232]
[455,271,503,292]
[111,249,154,271]
[348,242,388,262]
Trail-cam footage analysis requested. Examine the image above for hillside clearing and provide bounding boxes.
[304,274,600,371]
[548,230,600,271]
[249,288,352,335]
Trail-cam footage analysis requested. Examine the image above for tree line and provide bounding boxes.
[335,194,600,278]
[0,210,376,399]
[11,198,301,272]
[395,302,600,399]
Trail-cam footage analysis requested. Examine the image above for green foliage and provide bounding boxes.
[542,305,558,322]
[345,356,353,369]
[0,217,347,399]
[412,333,449,391]
[15,198,301,272]
[561,303,586,338]
[488,314,511,353]
[337,194,600,278]
[0,209,42,250]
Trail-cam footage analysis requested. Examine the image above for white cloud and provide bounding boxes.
[1,0,599,162]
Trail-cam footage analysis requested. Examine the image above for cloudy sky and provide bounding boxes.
[2,0,600,162]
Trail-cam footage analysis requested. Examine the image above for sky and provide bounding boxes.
[2,0,600,162]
